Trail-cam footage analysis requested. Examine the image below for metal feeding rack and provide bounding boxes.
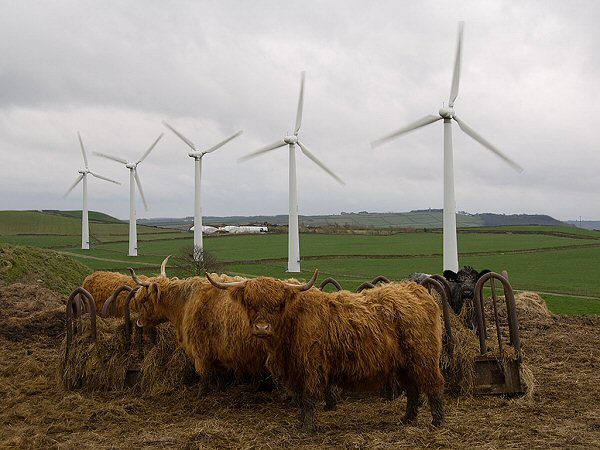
[64,284,147,386]
[472,272,525,396]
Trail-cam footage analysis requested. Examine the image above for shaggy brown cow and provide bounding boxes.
[207,270,445,432]
[83,256,170,316]
[130,270,269,394]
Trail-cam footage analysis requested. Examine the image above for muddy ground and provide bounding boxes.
[1,281,599,449]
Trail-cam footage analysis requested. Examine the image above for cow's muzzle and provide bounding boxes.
[252,323,273,338]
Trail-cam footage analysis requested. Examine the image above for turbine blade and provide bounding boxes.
[162,121,196,151]
[449,21,464,107]
[94,151,128,165]
[294,71,306,135]
[90,171,121,185]
[137,133,164,164]
[77,131,89,168]
[371,115,442,148]
[453,115,523,173]
[64,174,84,197]
[204,130,243,154]
[297,140,345,186]
[134,170,149,210]
[238,139,287,162]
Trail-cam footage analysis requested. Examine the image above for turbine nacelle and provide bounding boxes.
[284,135,298,145]
[77,169,88,175]
[438,107,455,119]
[126,163,137,170]
[188,151,205,159]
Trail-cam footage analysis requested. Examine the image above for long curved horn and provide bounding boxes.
[206,272,247,289]
[160,255,171,277]
[284,269,318,291]
[129,268,150,287]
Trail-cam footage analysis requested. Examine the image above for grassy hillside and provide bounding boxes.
[46,209,123,223]
[0,211,188,249]
[0,243,91,295]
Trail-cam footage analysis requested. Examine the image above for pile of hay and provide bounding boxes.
[138,323,197,395]
[57,317,198,394]
[0,281,66,345]
[427,289,479,397]
[57,317,140,391]
[441,311,479,396]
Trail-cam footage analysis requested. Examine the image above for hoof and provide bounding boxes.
[323,403,337,412]
[401,415,417,425]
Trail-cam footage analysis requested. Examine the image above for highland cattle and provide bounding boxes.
[130,270,270,393]
[207,270,445,431]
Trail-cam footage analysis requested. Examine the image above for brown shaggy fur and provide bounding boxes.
[222,277,445,432]
[83,271,149,316]
[134,274,269,393]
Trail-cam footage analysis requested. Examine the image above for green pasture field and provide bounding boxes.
[1,210,599,314]
[57,229,600,315]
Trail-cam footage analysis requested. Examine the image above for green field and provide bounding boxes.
[1,210,599,314]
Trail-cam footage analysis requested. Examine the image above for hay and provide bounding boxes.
[56,316,139,391]
[514,291,555,321]
[441,311,479,396]
[0,281,66,344]
[138,323,197,395]
[427,289,478,397]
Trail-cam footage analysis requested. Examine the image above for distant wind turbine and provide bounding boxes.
[162,121,242,262]
[239,71,345,272]
[63,132,120,250]
[94,133,163,256]
[371,21,523,272]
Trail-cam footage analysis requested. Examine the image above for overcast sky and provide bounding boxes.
[1,0,599,221]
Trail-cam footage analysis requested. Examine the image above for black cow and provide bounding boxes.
[443,266,491,329]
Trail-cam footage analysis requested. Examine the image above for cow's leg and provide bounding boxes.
[428,391,444,427]
[299,392,317,432]
[324,384,337,411]
[196,374,210,397]
[401,379,419,424]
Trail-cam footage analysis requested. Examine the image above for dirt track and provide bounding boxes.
[1,281,599,449]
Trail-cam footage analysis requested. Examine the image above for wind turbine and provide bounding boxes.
[162,121,242,262]
[94,133,163,257]
[63,132,120,250]
[239,71,345,272]
[371,21,523,272]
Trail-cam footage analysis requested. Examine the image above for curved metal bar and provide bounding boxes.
[420,276,454,355]
[123,287,139,351]
[318,277,343,291]
[370,275,390,285]
[138,324,145,359]
[429,275,453,306]
[356,282,375,293]
[101,285,133,318]
[474,272,522,362]
[65,287,97,355]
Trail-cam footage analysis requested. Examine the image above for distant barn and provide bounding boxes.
[190,225,268,234]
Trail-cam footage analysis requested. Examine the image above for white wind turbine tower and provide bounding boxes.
[94,134,163,257]
[371,21,523,272]
[162,121,242,262]
[239,71,345,273]
[63,132,121,250]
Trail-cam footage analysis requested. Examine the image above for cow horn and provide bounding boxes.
[160,255,171,277]
[284,269,319,291]
[206,272,247,289]
[129,268,150,287]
